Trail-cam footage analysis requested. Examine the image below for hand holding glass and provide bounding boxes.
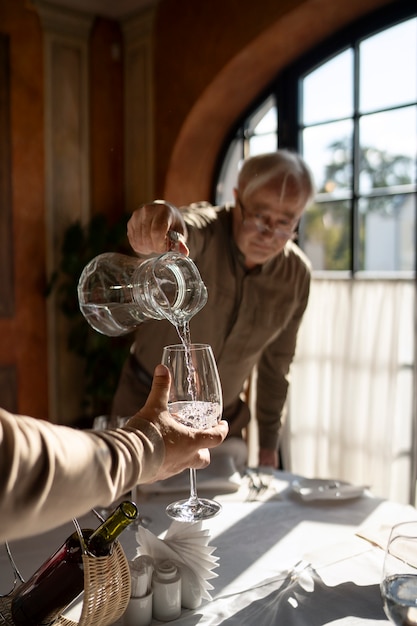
[381,521,417,625]
[162,343,223,521]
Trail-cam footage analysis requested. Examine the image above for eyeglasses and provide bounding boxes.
[237,195,297,240]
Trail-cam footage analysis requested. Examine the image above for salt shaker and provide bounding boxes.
[124,556,154,626]
[152,560,181,621]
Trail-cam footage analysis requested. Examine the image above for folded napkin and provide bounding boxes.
[355,504,417,550]
[188,561,386,626]
[356,524,395,550]
[138,454,241,495]
[134,521,219,609]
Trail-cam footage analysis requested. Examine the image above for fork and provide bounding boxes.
[245,468,270,501]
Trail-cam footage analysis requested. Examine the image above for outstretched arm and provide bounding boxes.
[0,364,228,541]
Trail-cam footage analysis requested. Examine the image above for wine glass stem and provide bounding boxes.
[189,468,199,503]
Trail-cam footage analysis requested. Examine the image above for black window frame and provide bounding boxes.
[213,0,417,277]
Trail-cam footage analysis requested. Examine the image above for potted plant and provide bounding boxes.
[48,213,132,424]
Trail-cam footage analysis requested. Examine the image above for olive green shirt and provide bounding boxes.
[114,204,311,451]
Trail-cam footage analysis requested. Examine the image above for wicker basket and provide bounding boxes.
[0,541,131,626]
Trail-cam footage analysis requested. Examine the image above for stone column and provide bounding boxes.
[34,0,93,423]
[122,6,156,212]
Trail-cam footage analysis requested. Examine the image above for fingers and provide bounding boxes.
[138,367,228,450]
[127,206,167,254]
[140,364,171,414]
[127,217,145,254]
[194,420,229,448]
[189,449,211,470]
[127,202,168,254]
[177,240,190,256]
[258,447,278,468]
[127,201,188,255]
[187,422,228,469]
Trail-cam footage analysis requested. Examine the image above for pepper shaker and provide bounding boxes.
[152,560,181,621]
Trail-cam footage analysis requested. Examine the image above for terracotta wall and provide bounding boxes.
[0,1,123,419]
[90,17,124,220]
[153,0,305,198]
[0,0,394,421]
[0,0,47,418]
[153,0,394,204]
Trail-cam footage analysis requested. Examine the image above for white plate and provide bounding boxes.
[291,478,368,501]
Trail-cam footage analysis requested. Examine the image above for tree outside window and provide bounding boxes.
[215,6,417,277]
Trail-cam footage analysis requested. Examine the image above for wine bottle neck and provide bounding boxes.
[87,501,138,557]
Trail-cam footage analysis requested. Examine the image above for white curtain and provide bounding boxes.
[282,278,416,505]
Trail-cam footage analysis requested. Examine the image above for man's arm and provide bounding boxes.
[256,268,310,467]
[0,365,228,541]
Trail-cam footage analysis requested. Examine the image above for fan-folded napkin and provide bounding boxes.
[133,521,219,609]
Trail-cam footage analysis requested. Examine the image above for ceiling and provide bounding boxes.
[42,0,158,19]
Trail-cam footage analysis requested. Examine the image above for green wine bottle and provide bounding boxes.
[11,501,137,626]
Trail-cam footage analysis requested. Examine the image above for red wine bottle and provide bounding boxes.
[11,501,137,626]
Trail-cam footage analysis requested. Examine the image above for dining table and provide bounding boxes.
[1,466,417,625]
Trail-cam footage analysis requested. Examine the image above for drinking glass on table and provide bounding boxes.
[162,343,223,521]
[92,415,113,519]
[115,416,151,528]
[381,520,417,625]
[93,415,150,527]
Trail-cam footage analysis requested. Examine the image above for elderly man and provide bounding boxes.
[113,150,315,469]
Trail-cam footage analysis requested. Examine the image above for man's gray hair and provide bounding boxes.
[238,150,315,209]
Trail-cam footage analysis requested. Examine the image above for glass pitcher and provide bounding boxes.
[77,251,208,337]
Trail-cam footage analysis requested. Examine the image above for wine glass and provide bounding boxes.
[162,343,223,521]
[381,520,417,625]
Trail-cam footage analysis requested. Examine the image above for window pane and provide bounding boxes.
[249,133,277,155]
[215,139,242,205]
[360,18,417,113]
[252,103,277,134]
[359,106,417,192]
[301,200,351,271]
[246,95,277,134]
[359,195,415,271]
[214,6,416,279]
[303,119,353,194]
[302,49,353,125]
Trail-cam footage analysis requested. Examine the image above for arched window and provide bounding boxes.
[214,0,417,503]
[215,0,416,277]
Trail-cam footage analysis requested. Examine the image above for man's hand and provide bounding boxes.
[259,447,279,469]
[127,200,189,256]
[131,364,228,481]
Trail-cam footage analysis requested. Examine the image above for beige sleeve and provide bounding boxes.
[0,408,164,542]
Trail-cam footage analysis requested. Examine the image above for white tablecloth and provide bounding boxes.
[2,470,417,625]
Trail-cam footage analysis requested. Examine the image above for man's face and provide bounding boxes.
[232,184,305,269]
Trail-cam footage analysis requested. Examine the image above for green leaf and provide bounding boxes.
[48,212,131,420]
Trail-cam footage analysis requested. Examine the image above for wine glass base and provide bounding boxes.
[166,497,222,522]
